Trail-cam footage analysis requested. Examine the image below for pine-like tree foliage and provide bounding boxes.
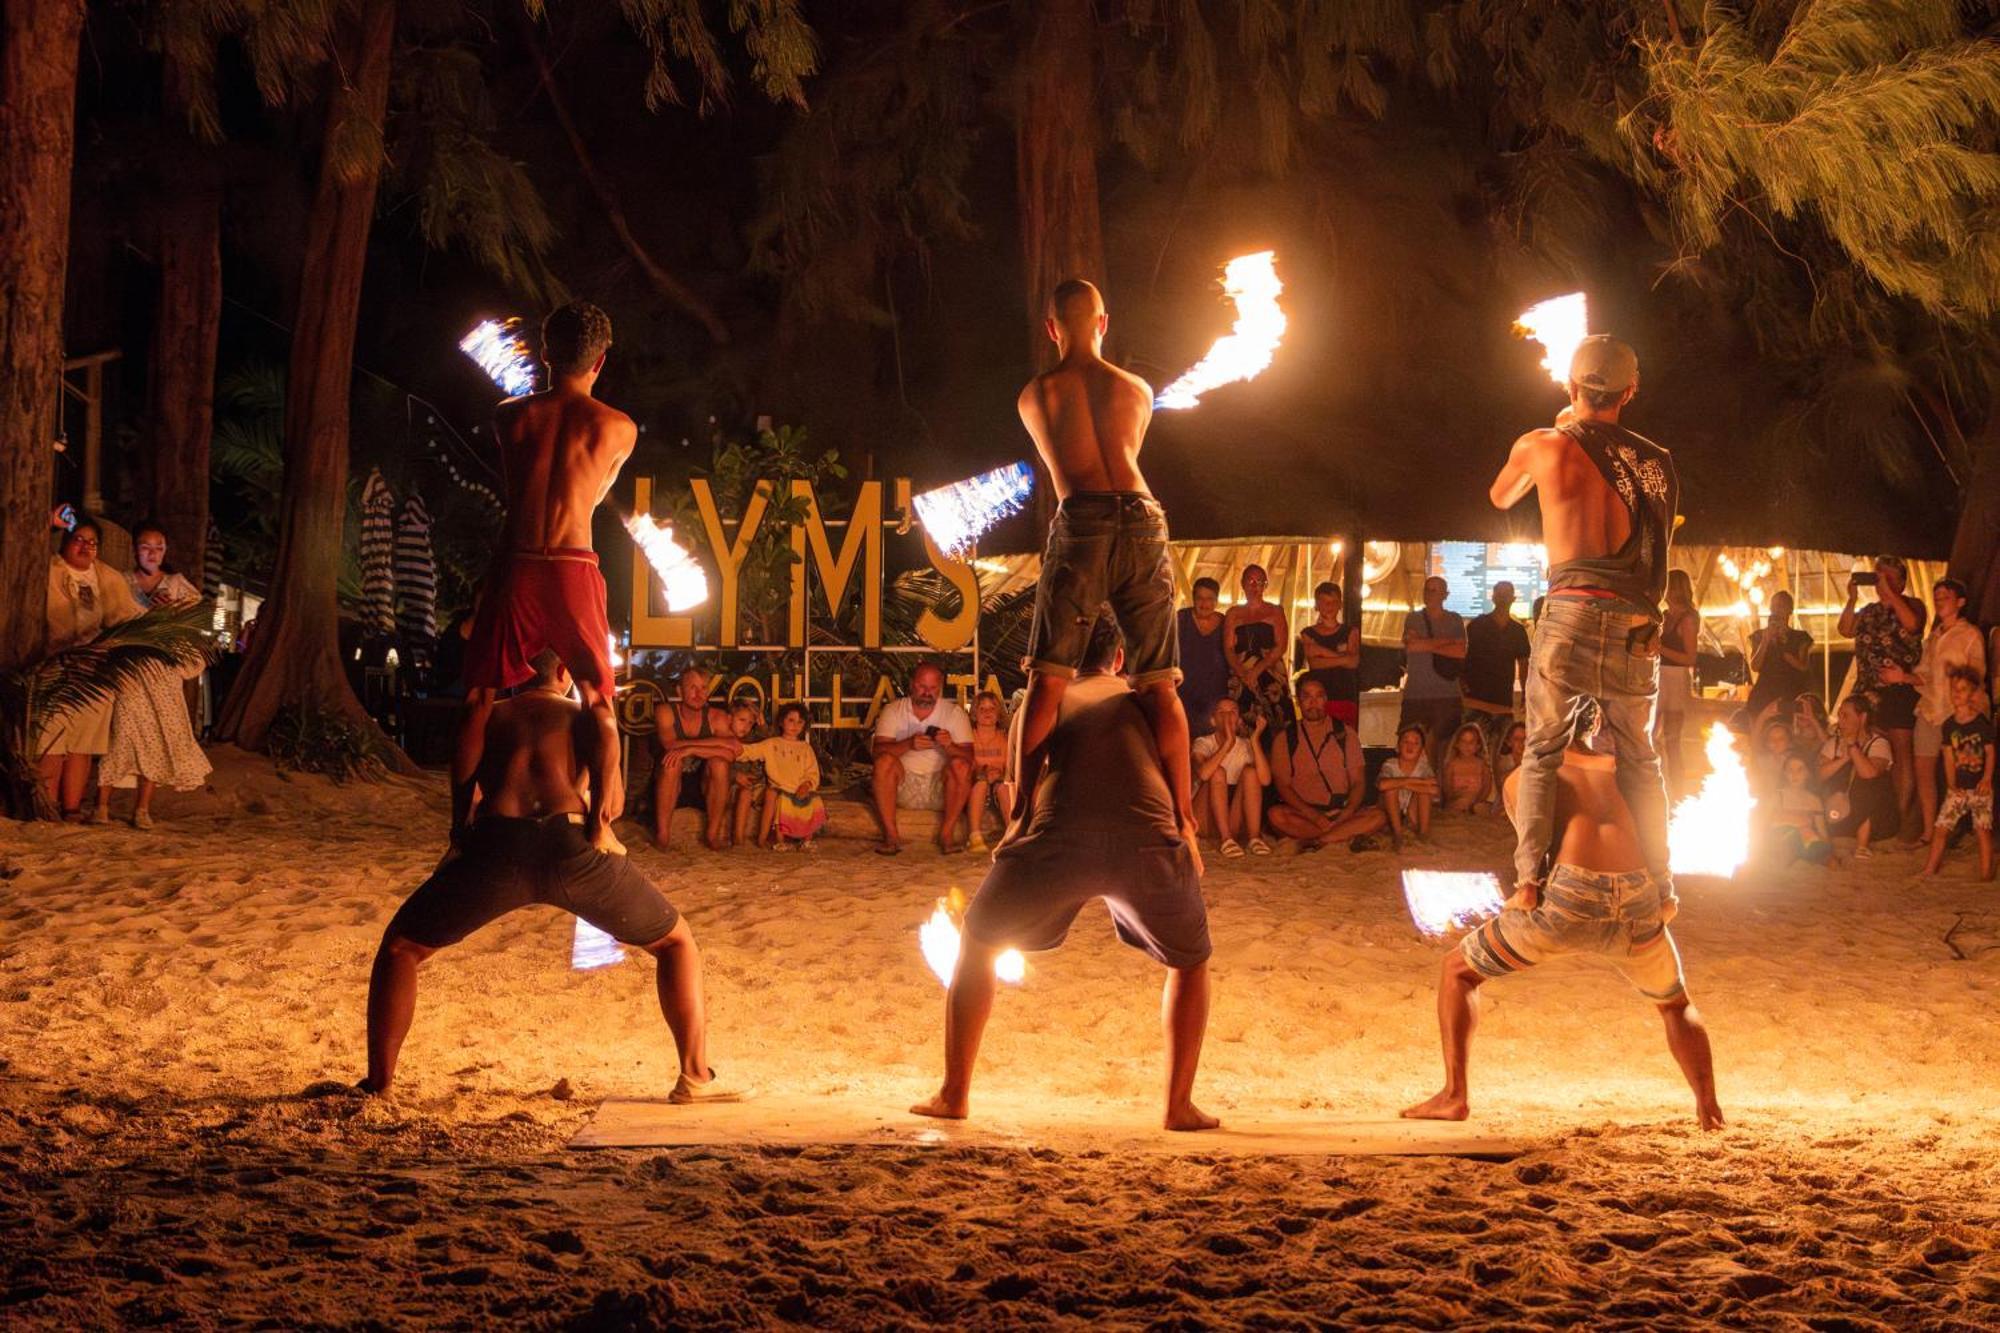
[605,0,819,111]
[149,0,341,141]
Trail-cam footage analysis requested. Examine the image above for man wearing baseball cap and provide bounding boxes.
[1488,333,1680,907]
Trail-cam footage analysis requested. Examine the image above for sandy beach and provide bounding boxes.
[4,747,1999,1328]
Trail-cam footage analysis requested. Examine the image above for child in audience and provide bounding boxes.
[1754,718,1796,798]
[966,693,1011,854]
[727,701,768,848]
[1492,721,1526,812]
[1922,666,1994,880]
[1765,754,1835,868]
[741,702,824,851]
[1377,724,1439,848]
[1191,696,1272,858]
[1441,723,1494,815]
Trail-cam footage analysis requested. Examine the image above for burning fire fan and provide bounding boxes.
[625,513,709,613]
[1155,251,1287,410]
[913,463,1036,557]
[1511,292,1589,390]
[920,888,1025,987]
[458,318,540,397]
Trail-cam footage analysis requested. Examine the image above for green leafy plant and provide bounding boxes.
[264,704,390,784]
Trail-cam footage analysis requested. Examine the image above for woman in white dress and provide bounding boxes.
[95,523,212,828]
[41,520,143,818]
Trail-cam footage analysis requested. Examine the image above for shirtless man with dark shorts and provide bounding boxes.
[1488,335,1679,905]
[1402,701,1722,1130]
[362,651,734,1103]
[912,611,1216,1131]
[1005,279,1200,875]
[457,301,637,857]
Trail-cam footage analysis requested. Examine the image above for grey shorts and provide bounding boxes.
[1028,493,1179,688]
[388,814,679,949]
[964,830,1210,969]
[1460,863,1684,1002]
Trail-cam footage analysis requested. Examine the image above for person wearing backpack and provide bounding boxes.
[1401,574,1468,769]
[1265,678,1389,850]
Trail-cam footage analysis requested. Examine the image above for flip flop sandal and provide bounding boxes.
[1220,839,1245,859]
[873,844,902,856]
[669,1068,746,1105]
[1248,838,1272,856]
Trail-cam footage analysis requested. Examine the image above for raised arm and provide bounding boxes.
[1489,429,1550,510]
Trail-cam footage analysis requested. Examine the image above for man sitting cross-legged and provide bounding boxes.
[1402,698,1722,1130]
[1265,677,1389,850]
[911,611,1217,1131]
[362,651,735,1104]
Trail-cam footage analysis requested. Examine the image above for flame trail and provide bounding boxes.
[1668,726,1754,877]
[913,462,1036,556]
[458,318,539,397]
[571,919,625,970]
[1400,870,1507,940]
[920,889,1025,987]
[1155,251,1287,410]
[625,513,709,612]
[1511,292,1589,389]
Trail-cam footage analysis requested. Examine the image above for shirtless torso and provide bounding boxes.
[1488,422,1629,571]
[1016,351,1154,499]
[494,388,638,551]
[473,687,593,820]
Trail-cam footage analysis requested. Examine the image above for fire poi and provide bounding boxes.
[458,317,540,397]
[1400,870,1507,940]
[625,512,709,612]
[1668,725,1755,878]
[913,462,1036,556]
[919,888,1024,987]
[1154,250,1287,410]
[1511,292,1589,389]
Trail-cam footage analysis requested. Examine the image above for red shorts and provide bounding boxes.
[464,549,615,695]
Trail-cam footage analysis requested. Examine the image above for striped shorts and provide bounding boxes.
[1461,863,1686,1002]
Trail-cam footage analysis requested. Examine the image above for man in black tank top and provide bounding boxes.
[1488,335,1679,901]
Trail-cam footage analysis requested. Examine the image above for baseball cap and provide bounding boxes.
[1569,335,1638,394]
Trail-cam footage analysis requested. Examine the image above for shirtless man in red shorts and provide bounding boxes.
[457,302,637,856]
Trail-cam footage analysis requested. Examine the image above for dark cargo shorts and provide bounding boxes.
[387,814,679,949]
[964,830,1211,969]
[1028,492,1180,688]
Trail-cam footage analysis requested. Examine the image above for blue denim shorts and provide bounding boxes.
[1460,863,1685,1001]
[1028,493,1179,687]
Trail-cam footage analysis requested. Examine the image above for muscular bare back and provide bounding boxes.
[1491,427,1630,569]
[473,691,594,820]
[494,389,638,551]
[1503,752,1644,873]
[1017,355,1155,498]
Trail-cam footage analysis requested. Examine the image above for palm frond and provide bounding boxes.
[17,605,219,739]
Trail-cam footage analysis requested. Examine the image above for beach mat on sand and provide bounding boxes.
[571,1095,1522,1159]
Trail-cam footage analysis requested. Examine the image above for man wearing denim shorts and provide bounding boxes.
[1402,701,1723,1130]
[1489,335,1678,902]
[1003,279,1200,875]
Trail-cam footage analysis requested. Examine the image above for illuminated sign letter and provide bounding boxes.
[789,479,883,648]
[916,529,979,653]
[694,478,773,648]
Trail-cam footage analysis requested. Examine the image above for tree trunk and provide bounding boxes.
[149,181,222,587]
[1946,412,2000,627]
[1013,0,1105,371]
[0,0,84,673]
[216,0,412,772]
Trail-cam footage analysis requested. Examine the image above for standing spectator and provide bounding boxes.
[1296,581,1362,728]
[650,666,740,850]
[1460,581,1529,755]
[1818,695,1895,858]
[39,520,142,819]
[871,662,974,856]
[1223,564,1289,710]
[1176,577,1230,737]
[1265,678,1385,850]
[1746,590,1813,726]
[1921,666,1994,880]
[1657,569,1701,795]
[1888,577,1986,839]
[1839,556,1926,842]
[1400,575,1467,767]
[96,523,213,828]
[1191,697,1271,858]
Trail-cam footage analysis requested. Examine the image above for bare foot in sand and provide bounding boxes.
[1696,1101,1725,1131]
[1400,1090,1470,1121]
[1164,1103,1219,1132]
[909,1092,967,1120]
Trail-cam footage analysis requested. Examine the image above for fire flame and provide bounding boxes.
[920,889,1025,987]
[571,919,625,970]
[1400,870,1507,940]
[1511,292,1589,389]
[624,513,709,612]
[914,462,1036,557]
[458,318,539,397]
[1668,725,1754,877]
[1155,251,1287,410]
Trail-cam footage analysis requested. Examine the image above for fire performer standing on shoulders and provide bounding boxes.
[1005,279,1201,875]
[1488,335,1678,907]
[912,610,1217,1131]
[458,302,636,858]
[1401,700,1722,1129]
[362,652,735,1103]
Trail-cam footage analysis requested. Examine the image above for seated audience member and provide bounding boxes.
[39,519,142,820]
[1460,581,1528,754]
[1400,575,1466,767]
[1764,754,1836,868]
[650,666,741,850]
[1296,581,1362,728]
[1265,678,1385,850]
[1493,721,1527,808]
[1752,718,1798,798]
[1441,723,1494,815]
[1176,577,1231,738]
[1896,577,1986,840]
[871,662,973,855]
[726,701,768,848]
[96,521,211,829]
[1223,564,1289,710]
[1791,693,1830,754]
[1378,723,1440,846]
[1922,666,1994,881]
[1192,697,1271,858]
[1818,695,1895,858]
[740,702,825,852]
[966,693,1012,853]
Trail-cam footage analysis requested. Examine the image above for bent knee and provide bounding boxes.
[384,933,436,965]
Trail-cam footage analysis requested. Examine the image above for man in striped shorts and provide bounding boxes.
[1401,700,1724,1130]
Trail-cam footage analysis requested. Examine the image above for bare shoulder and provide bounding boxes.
[1106,360,1154,402]
[1513,426,1568,456]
